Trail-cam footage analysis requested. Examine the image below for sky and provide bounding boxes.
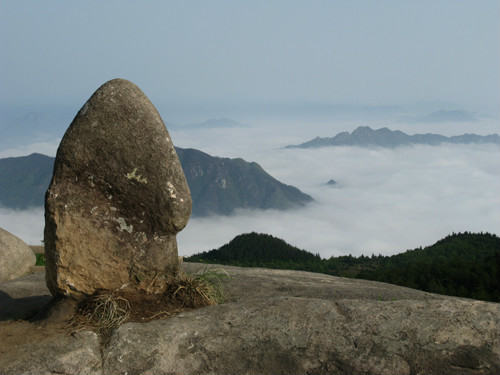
[0,1,499,257]
[1,1,499,120]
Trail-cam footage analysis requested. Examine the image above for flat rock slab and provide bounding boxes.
[1,264,499,375]
[105,296,498,375]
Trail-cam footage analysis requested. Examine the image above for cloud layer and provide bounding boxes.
[0,206,45,246]
[177,136,500,258]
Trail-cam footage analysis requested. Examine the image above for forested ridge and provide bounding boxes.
[185,231,500,302]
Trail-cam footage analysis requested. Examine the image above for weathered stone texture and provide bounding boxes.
[44,78,191,298]
[0,329,102,375]
[104,297,499,375]
[0,227,36,282]
[102,265,500,375]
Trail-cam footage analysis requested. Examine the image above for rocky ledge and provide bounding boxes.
[0,264,499,375]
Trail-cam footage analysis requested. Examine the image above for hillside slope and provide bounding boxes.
[176,148,312,216]
[0,153,53,208]
[0,150,313,215]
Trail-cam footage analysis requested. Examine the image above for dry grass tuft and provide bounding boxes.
[67,266,229,347]
[68,292,130,346]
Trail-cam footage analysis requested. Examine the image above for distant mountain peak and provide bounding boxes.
[421,109,478,123]
[180,117,250,130]
[326,179,337,186]
[286,126,500,149]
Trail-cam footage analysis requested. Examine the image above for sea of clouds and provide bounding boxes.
[1,118,499,258]
[175,127,500,257]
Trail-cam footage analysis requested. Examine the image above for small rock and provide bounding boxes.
[0,227,36,282]
[44,78,192,299]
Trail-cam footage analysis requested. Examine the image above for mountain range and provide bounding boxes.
[286,126,500,149]
[0,150,312,215]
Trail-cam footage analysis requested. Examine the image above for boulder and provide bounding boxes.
[44,78,192,299]
[0,227,36,282]
[0,265,498,374]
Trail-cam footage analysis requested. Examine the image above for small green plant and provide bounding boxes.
[178,265,230,306]
[35,253,46,266]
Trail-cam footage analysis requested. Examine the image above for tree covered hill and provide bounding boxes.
[186,232,322,270]
[185,231,500,302]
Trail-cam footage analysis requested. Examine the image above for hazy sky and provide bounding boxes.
[1,1,499,120]
[1,1,499,257]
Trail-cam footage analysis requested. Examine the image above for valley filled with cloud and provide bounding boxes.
[174,121,500,257]
[3,118,498,259]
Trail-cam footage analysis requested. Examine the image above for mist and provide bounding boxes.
[0,206,45,246]
[175,125,500,257]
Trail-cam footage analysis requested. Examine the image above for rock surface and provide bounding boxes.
[0,227,36,282]
[1,264,499,375]
[44,79,192,298]
[1,325,101,375]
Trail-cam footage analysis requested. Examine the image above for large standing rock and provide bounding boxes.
[44,78,192,299]
[0,227,36,282]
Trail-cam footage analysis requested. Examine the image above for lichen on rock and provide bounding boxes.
[44,78,192,299]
